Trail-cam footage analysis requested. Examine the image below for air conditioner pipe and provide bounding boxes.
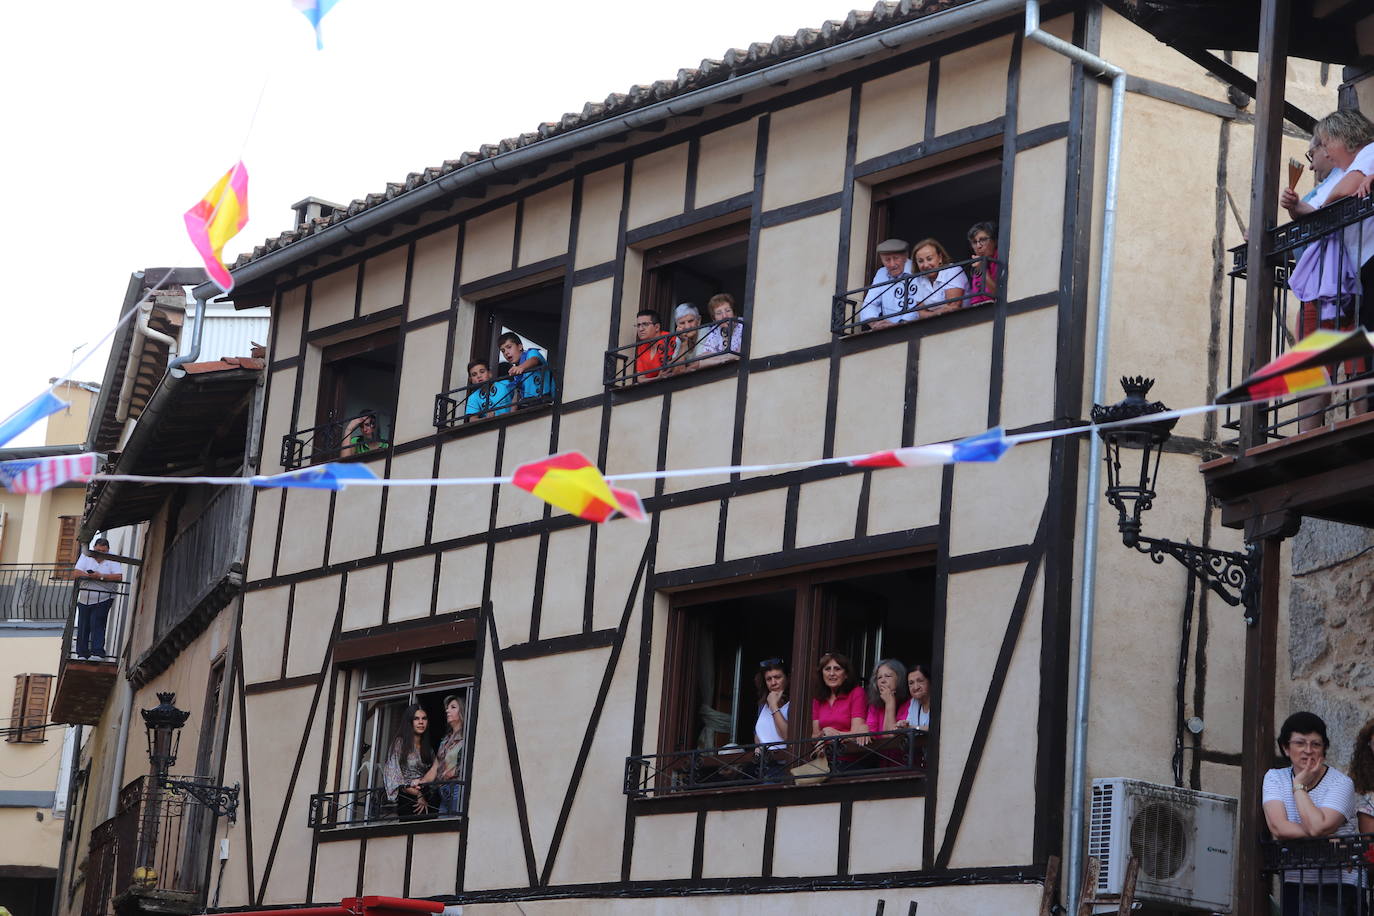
[1024,2,1126,912]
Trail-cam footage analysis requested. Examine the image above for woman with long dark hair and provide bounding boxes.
[810,652,869,745]
[1350,717,1374,834]
[383,703,435,818]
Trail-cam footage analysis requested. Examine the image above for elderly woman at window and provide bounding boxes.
[663,303,702,377]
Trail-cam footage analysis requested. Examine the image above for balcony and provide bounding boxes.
[1259,832,1374,915]
[603,320,742,390]
[308,778,466,830]
[624,727,926,800]
[831,255,1002,337]
[1204,194,1374,535]
[51,582,129,726]
[82,775,214,916]
[281,412,394,470]
[433,363,558,430]
[0,564,75,622]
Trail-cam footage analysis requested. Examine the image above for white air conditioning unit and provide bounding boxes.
[1089,777,1238,913]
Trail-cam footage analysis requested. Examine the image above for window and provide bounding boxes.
[435,282,563,429]
[836,152,1004,335]
[282,328,400,467]
[55,516,80,572]
[631,556,935,797]
[313,655,473,828]
[9,673,53,744]
[605,220,750,387]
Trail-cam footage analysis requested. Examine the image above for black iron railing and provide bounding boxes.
[832,255,1003,336]
[1260,832,1374,915]
[280,412,393,470]
[1225,194,1374,445]
[604,319,744,389]
[81,775,216,916]
[0,564,76,621]
[434,362,558,430]
[154,486,249,638]
[624,727,926,799]
[61,581,130,664]
[308,778,466,829]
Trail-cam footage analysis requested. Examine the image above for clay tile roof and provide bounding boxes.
[231,0,968,272]
[177,356,267,375]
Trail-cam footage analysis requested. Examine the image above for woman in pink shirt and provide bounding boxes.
[811,652,869,768]
[864,658,911,734]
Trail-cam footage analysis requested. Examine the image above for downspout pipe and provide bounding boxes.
[116,298,184,423]
[194,0,1030,302]
[169,294,208,377]
[1024,2,1126,913]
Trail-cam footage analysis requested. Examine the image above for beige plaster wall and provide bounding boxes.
[694,118,759,207]
[750,210,841,358]
[764,91,851,210]
[1016,15,1074,132]
[574,165,625,270]
[394,324,447,444]
[408,226,460,318]
[519,182,574,266]
[309,265,359,332]
[462,204,518,281]
[1006,139,1067,301]
[360,245,408,317]
[0,632,65,872]
[856,66,929,165]
[627,144,689,230]
[935,34,1013,136]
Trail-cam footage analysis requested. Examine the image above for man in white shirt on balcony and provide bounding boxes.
[73,538,122,659]
[856,238,916,331]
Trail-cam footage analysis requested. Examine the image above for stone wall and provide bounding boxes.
[1287,518,1374,767]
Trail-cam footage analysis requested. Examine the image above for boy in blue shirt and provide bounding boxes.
[463,359,512,419]
[497,333,556,406]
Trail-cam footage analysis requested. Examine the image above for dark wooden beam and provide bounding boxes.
[1237,537,1280,916]
[1168,46,1316,133]
[1240,0,1290,454]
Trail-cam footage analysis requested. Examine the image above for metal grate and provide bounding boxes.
[1129,799,1189,880]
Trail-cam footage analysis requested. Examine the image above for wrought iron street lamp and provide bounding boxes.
[1092,377,1260,621]
[140,692,240,822]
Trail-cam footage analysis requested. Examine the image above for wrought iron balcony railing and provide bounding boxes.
[281,412,394,470]
[81,775,218,916]
[1260,832,1374,915]
[604,319,744,389]
[1225,194,1374,446]
[154,485,249,639]
[61,581,130,664]
[624,727,927,799]
[0,564,76,621]
[308,778,466,829]
[434,361,558,430]
[832,255,1003,337]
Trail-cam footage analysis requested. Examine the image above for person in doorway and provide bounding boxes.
[74,538,121,659]
[341,411,389,457]
[498,332,556,406]
[967,221,1000,306]
[856,237,916,330]
[911,238,970,318]
[384,703,436,818]
[418,695,466,816]
[905,663,933,730]
[631,310,670,382]
[463,360,512,419]
[1262,711,1361,913]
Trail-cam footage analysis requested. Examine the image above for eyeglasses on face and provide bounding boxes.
[1288,738,1324,750]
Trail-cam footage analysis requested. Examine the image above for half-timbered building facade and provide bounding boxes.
[57,1,1349,913]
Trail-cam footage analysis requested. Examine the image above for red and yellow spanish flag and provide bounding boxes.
[1217,328,1373,404]
[184,161,249,293]
[511,452,646,523]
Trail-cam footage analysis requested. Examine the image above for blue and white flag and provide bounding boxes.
[254,462,378,490]
[849,427,1011,468]
[0,391,69,448]
[291,0,341,49]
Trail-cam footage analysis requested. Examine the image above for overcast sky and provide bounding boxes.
[0,0,853,445]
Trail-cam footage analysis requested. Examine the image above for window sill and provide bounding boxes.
[314,814,464,841]
[628,770,925,814]
[608,361,741,402]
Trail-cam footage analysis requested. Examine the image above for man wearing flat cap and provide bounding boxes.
[856,238,915,331]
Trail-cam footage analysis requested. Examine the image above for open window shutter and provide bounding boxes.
[9,674,52,744]
[23,674,52,743]
[55,516,80,572]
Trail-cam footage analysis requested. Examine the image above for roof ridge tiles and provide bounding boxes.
[231,2,961,273]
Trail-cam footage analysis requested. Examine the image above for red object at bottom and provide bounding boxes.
[197,897,444,916]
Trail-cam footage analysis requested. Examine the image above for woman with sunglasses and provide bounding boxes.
[1262,711,1361,911]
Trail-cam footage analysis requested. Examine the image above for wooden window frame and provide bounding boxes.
[315,326,402,432]
[9,673,54,744]
[468,279,566,367]
[639,218,751,324]
[657,551,936,760]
